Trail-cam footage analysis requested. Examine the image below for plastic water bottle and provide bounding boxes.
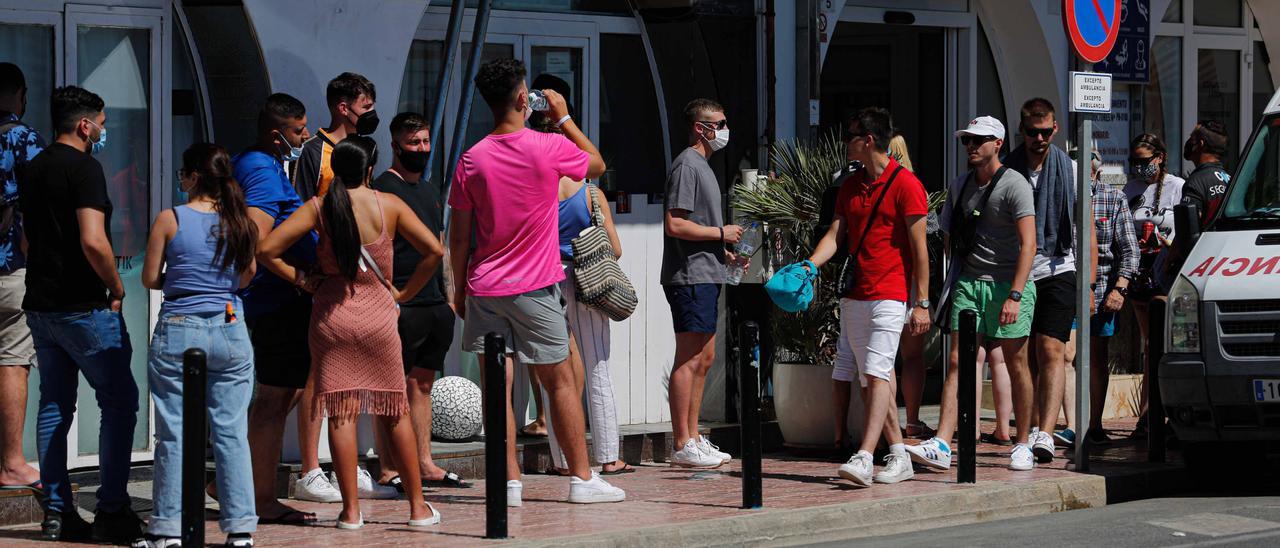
[528,90,550,112]
[726,222,762,285]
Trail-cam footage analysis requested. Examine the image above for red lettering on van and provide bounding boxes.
[1251,256,1280,275]
[1222,258,1252,276]
[1208,257,1231,276]
[1189,257,1215,277]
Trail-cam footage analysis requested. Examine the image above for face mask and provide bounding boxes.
[1183,139,1198,161]
[707,128,729,152]
[396,145,429,174]
[87,120,107,154]
[355,110,379,136]
[275,131,302,162]
[1132,161,1159,180]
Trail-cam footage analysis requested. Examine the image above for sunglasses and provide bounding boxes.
[1023,127,1054,139]
[696,119,728,130]
[960,135,997,147]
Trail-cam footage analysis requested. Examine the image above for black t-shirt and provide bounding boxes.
[371,170,445,306]
[1181,161,1229,228]
[18,143,113,311]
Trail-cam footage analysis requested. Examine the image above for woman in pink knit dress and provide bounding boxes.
[260,136,444,529]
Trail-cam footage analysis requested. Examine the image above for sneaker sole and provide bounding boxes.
[837,468,873,487]
[1053,434,1074,447]
[1032,445,1054,463]
[1009,462,1035,471]
[670,461,723,469]
[874,470,914,484]
[906,452,950,471]
[567,492,626,504]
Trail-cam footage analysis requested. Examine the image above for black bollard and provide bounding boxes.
[483,333,508,539]
[182,348,207,548]
[1148,299,1167,462]
[957,310,978,484]
[739,321,762,509]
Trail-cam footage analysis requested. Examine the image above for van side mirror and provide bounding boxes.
[1174,204,1200,256]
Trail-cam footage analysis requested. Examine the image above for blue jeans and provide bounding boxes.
[148,310,257,535]
[27,309,137,514]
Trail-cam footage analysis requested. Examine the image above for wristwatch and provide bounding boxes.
[1008,290,1023,302]
[1111,286,1129,297]
[914,299,931,310]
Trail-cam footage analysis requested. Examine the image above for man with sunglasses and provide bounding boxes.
[1001,98,1087,465]
[661,98,741,468]
[908,116,1039,472]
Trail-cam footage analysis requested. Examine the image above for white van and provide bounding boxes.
[1162,89,1280,446]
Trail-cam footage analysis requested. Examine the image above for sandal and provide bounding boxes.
[600,463,635,475]
[258,509,316,525]
[904,421,936,439]
[422,470,471,488]
[379,475,405,494]
[0,480,42,492]
[520,423,548,438]
[979,432,1013,446]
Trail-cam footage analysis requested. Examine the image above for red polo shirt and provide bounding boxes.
[835,157,928,302]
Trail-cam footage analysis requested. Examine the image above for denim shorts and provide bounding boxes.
[664,283,721,335]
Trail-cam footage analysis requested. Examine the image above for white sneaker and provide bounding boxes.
[1031,430,1055,463]
[567,472,626,503]
[506,480,522,507]
[670,439,722,468]
[837,450,874,487]
[873,452,915,484]
[294,468,341,503]
[699,435,732,464]
[351,467,399,500]
[903,438,952,471]
[1010,443,1035,471]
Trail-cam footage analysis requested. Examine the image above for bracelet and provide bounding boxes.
[719,227,725,242]
[554,114,572,128]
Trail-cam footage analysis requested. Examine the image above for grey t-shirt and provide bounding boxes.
[661,147,725,285]
[939,167,1036,283]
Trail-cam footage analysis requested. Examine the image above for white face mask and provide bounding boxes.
[707,128,729,152]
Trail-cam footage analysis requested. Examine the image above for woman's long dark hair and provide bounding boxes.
[323,135,378,280]
[1131,132,1169,206]
[182,143,256,274]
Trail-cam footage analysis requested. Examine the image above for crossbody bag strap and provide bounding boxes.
[849,165,904,261]
[585,182,603,228]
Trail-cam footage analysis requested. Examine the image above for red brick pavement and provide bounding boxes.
[1,420,1157,547]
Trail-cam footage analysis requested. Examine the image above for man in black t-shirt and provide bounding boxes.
[18,86,141,544]
[1181,120,1231,227]
[368,112,468,489]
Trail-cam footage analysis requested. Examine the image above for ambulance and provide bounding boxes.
[1162,89,1280,448]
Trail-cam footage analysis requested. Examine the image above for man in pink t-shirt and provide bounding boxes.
[447,58,624,505]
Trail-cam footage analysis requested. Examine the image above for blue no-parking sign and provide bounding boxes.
[1064,0,1122,63]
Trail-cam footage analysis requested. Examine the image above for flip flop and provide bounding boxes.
[0,481,42,492]
[520,424,548,438]
[979,432,1013,446]
[600,464,635,476]
[259,509,317,525]
[379,475,405,494]
[408,502,442,527]
[423,471,471,488]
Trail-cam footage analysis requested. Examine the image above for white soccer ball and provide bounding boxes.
[431,376,483,441]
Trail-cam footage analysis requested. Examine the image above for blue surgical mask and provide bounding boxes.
[275,131,302,162]
[87,119,107,154]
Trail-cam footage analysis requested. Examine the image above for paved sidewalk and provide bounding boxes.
[0,422,1167,547]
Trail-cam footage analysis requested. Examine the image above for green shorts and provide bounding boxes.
[950,275,1037,339]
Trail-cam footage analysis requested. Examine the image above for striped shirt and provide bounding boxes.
[1093,182,1140,306]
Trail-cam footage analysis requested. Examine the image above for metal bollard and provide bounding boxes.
[182,348,207,548]
[483,333,508,539]
[739,321,762,509]
[1148,300,1167,462]
[957,310,978,484]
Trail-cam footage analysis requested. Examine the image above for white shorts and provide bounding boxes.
[831,299,907,387]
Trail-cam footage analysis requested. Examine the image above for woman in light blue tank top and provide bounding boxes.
[141,143,259,547]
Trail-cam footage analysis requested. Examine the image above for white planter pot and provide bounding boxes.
[774,362,865,447]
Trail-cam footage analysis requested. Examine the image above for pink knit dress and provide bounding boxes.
[309,192,408,418]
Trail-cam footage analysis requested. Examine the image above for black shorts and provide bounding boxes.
[664,283,721,334]
[1031,271,1077,342]
[246,298,312,389]
[399,302,456,374]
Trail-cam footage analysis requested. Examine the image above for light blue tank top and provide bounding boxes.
[161,205,242,315]
[558,183,591,260]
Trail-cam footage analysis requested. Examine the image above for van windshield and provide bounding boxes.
[1219,117,1280,229]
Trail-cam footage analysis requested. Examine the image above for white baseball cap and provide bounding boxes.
[954,116,1005,140]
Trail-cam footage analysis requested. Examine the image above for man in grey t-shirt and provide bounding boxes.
[660,98,742,469]
[907,116,1041,473]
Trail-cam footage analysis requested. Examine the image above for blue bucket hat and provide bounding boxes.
[764,260,817,312]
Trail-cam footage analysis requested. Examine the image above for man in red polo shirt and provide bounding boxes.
[807,107,930,487]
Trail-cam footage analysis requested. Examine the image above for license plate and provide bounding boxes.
[1254,379,1280,402]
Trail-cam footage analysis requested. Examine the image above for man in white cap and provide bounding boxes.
[905,116,1040,471]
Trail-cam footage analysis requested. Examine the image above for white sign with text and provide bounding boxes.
[1070,71,1113,113]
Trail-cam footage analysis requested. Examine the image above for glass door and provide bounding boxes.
[525,36,589,133]
[65,5,164,464]
[1195,35,1246,169]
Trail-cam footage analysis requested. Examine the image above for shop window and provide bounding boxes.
[1163,0,1182,23]
[1253,41,1274,128]
[1193,0,1241,28]
[1140,36,1183,170]
[599,33,665,195]
[1198,48,1241,169]
[0,23,55,139]
[396,39,446,184]
[172,13,211,204]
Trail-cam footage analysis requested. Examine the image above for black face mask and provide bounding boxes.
[1183,138,1198,161]
[355,110,380,136]
[396,145,429,174]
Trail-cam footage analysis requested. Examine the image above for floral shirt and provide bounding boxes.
[0,113,45,272]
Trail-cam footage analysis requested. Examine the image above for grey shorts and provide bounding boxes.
[463,284,570,365]
[0,269,35,367]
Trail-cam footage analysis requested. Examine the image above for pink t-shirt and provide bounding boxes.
[449,128,590,297]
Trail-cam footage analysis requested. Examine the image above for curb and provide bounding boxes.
[505,474,1106,547]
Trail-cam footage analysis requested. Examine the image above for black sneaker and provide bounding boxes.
[1085,427,1113,447]
[92,507,145,545]
[40,509,92,542]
